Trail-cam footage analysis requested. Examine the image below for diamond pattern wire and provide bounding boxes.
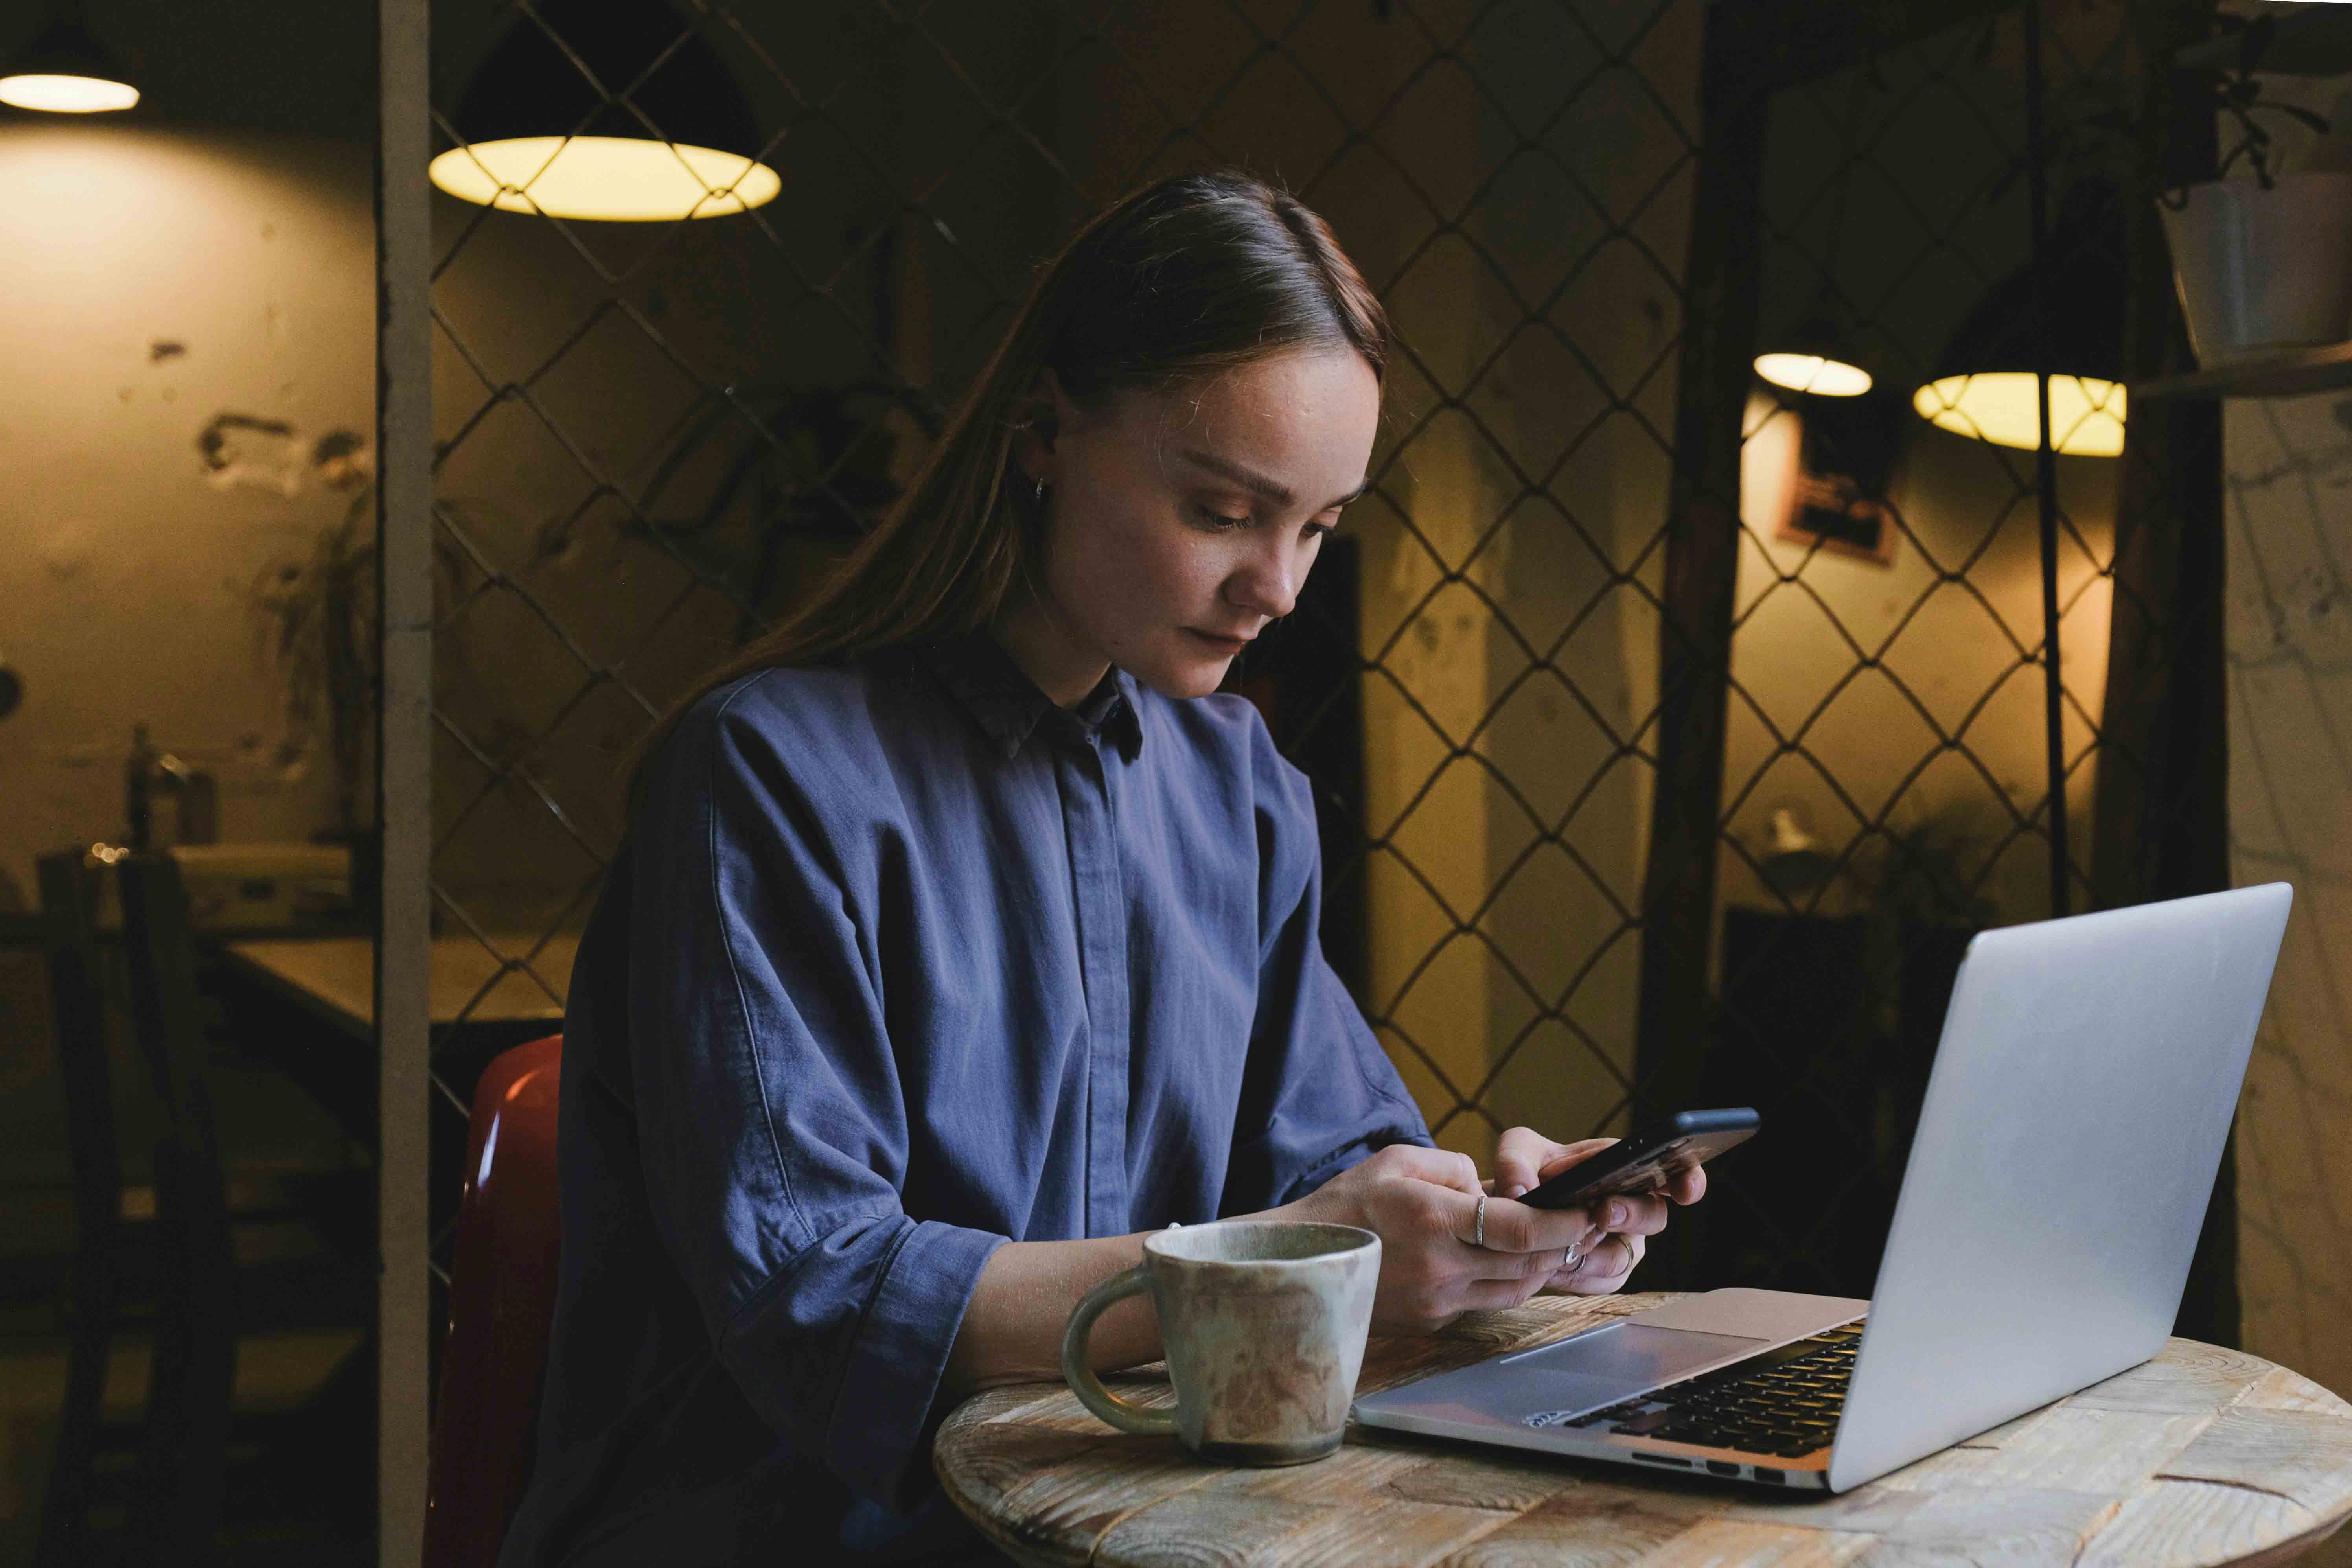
[1689,12,2144,1296]
[415,0,2148,1304]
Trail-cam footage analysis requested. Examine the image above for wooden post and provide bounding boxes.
[2094,0,2235,1347]
[1629,13,1769,1283]
[375,0,434,1560]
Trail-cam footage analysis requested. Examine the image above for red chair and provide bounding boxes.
[424,1034,564,1568]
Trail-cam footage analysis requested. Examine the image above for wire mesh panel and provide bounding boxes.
[415,0,2196,1311]
[1677,10,2139,1297]
[419,0,1710,1296]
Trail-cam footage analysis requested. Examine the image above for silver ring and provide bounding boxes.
[1474,1194,1486,1249]
[1563,1240,1582,1271]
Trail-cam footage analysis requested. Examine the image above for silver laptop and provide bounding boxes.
[1354,883,2294,1493]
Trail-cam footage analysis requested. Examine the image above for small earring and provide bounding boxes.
[1033,477,1048,508]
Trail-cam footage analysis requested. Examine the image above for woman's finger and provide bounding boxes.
[1532,1137,1620,1185]
[1458,1190,1593,1257]
[1550,1233,1642,1294]
[1599,1233,1641,1275]
[1667,1162,1708,1205]
[1592,1192,1671,1237]
[1491,1127,1570,1198]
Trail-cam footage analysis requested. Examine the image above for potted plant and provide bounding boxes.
[2157,13,2352,364]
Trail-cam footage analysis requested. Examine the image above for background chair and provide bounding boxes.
[35,851,374,1566]
[113,851,247,1567]
[31,851,129,1568]
[423,1032,563,1568]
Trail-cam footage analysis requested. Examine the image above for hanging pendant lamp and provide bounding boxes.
[1912,181,2127,458]
[430,0,778,222]
[1755,304,1874,398]
[1756,90,1873,399]
[0,0,139,113]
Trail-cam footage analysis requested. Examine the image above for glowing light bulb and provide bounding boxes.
[1910,373,2127,458]
[428,136,780,222]
[0,72,138,112]
[1754,353,1872,397]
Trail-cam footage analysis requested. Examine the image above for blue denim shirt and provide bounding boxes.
[498,636,1430,1568]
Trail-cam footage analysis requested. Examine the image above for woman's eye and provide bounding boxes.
[1196,506,1252,530]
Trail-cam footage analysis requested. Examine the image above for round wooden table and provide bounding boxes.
[936,1292,2352,1568]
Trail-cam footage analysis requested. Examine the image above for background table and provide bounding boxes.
[937,1292,2352,1568]
[222,933,578,1038]
[213,933,576,1153]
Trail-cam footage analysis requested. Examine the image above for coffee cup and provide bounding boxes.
[1060,1220,1381,1465]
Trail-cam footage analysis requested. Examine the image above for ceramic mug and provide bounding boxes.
[1060,1220,1381,1465]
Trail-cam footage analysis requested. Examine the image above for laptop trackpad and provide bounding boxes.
[1497,1323,1768,1417]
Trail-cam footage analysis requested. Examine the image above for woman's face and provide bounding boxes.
[1007,346,1381,706]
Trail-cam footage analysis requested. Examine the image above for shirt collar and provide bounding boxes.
[911,632,1142,763]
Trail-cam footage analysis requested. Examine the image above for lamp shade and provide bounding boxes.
[0,10,138,112]
[1756,352,1873,397]
[1755,306,1872,397]
[1912,182,2127,457]
[430,0,777,221]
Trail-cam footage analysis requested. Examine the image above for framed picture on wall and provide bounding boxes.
[1778,389,1905,565]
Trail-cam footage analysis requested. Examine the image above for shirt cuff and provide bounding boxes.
[823,1218,1007,1511]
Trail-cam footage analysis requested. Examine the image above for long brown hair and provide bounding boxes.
[633,168,1388,795]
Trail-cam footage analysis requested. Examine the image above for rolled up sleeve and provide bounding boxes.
[1223,736,1432,1214]
[629,692,1005,1513]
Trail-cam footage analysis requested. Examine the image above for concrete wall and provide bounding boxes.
[0,124,369,897]
[2229,390,2352,1401]
[2204,66,2352,1413]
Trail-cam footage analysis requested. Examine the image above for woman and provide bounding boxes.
[499,170,1703,1568]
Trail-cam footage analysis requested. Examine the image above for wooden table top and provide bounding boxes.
[936,1292,2352,1568]
[222,933,578,1039]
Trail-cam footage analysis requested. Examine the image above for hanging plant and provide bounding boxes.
[2183,13,2331,194]
[2000,8,2350,365]
[250,484,478,836]
[2156,14,2352,364]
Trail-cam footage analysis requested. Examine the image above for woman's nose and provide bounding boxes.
[1227,539,1301,620]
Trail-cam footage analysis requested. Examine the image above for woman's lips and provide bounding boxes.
[1183,628,1253,655]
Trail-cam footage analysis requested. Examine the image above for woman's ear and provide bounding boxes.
[1010,369,1071,486]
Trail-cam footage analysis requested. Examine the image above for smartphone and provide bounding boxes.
[1516,1107,1760,1211]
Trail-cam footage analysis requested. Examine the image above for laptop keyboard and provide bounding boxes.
[1564,1321,1864,1458]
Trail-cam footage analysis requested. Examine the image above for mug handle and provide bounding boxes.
[1060,1265,1178,1436]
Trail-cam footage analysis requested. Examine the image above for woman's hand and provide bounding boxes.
[1280,1144,1603,1333]
[1489,1127,1706,1297]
